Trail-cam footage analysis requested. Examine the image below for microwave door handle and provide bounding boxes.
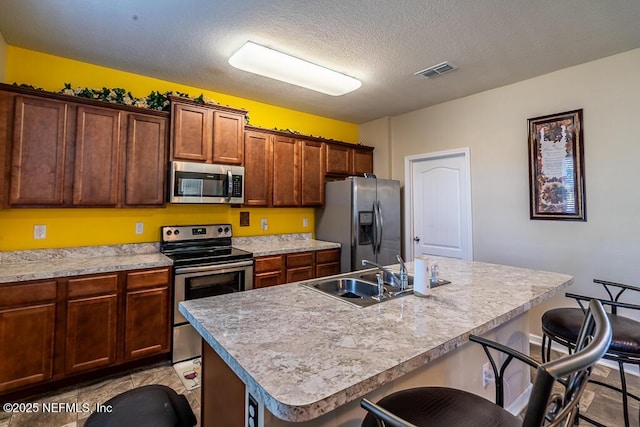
[226,170,233,201]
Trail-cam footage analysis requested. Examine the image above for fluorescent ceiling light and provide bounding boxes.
[229,41,361,96]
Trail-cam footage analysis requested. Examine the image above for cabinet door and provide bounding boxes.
[9,96,68,206]
[65,294,118,374]
[325,144,352,175]
[124,268,171,360]
[73,105,122,206]
[212,111,244,165]
[244,131,272,206]
[0,280,57,393]
[124,287,170,360]
[353,148,374,176]
[124,114,168,206]
[300,140,325,206]
[171,102,212,162]
[272,136,300,206]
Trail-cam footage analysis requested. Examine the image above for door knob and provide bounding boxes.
[413,236,420,242]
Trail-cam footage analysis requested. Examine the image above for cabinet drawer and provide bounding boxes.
[254,255,284,273]
[67,273,118,298]
[315,262,340,278]
[0,281,57,308]
[286,267,314,283]
[286,252,313,268]
[254,271,283,288]
[126,268,170,290]
[315,248,340,264]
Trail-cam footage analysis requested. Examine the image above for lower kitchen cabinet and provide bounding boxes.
[0,266,171,396]
[65,274,119,374]
[124,268,171,360]
[253,248,341,288]
[0,280,57,393]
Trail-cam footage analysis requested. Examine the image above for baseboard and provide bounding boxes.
[506,383,532,416]
[529,334,639,377]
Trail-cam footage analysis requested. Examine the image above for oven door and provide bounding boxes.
[174,260,254,325]
[172,260,253,363]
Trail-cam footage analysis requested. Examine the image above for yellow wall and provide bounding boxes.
[1,47,358,251]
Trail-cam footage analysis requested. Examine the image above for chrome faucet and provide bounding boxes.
[362,255,409,290]
[396,255,409,290]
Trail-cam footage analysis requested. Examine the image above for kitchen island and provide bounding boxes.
[180,256,573,427]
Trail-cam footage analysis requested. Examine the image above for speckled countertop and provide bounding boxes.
[0,243,172,283]
[180,256,573,422]
[233,233,340,257]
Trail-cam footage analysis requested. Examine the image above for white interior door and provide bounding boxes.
[405,148,472,260]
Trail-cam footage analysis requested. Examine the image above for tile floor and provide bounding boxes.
[1,345,638,427]
[0,361,200,427]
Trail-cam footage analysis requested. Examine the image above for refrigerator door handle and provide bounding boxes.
[377,200,384,253]
[373,201,383,254]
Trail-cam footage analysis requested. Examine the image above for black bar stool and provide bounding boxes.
[84,384,197,427]
[541,279,640,427]
[361,299,611,427]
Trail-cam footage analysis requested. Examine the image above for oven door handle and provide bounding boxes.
[175,260,254,275]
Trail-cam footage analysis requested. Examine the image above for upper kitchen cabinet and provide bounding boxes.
[325,143,374,177]
[300,139,325,206]
[169,97,246,165]
[243,130,272,206]
[0,84,169,208]
[124,114,168,206]
[272,135,300,207]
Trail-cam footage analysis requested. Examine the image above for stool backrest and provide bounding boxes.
[523,299,611,427]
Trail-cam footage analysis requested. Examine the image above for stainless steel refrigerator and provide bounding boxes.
[316,177,401,273]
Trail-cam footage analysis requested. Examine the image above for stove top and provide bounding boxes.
[160,224,253,267]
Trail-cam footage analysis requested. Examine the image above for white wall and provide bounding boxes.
[360,48,640,334]
[0,32,7,83]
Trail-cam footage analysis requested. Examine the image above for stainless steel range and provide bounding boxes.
[161,224,253,363]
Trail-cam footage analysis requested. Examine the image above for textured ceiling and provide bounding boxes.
[1,0,639,124]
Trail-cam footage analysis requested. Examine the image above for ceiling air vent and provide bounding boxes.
[415,61,457,79]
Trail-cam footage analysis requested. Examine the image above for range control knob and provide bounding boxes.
[224,226,230,233]
[174,230,180,235]
[166,230,172,236]
[218,227,223,234]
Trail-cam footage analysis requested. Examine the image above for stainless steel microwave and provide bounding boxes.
[169,161,244,204]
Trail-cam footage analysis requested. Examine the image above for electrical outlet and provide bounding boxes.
[135,222,144,234]
[261,218,268,231]
[303,218,308,227]
[34,224,47,240]
[482,362,495,389]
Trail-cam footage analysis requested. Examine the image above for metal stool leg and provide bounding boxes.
[618,360,630,427]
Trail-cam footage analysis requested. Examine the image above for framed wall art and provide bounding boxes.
[528,109,586,221]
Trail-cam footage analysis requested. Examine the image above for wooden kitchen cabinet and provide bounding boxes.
[286,251,314,283]
[124,114,168,206]
[272,135,300,206]
[243,130,272,206]
[254,255,285,288]
[325,143,352,175]
[9,96,69,206]
[0,280,57,393]
[352,147,374,176]
[64,274,119,374]
[72,105,122,206]
[170,97,246,165]
[254,248,341,288]
[1,85,169,208]
[300,139,325,206]
[315,248,341,278]
[124,268,171,361]
[326,144,374,177]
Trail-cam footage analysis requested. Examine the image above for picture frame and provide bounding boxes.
[528,109,586,221]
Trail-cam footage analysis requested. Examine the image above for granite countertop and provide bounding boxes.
[233,233,340,257]
[180,256,573,422]
[0,243,173,284]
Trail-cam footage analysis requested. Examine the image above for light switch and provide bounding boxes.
[261,218,268,231]
[303,218,309,227]
[135,222,144,234]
